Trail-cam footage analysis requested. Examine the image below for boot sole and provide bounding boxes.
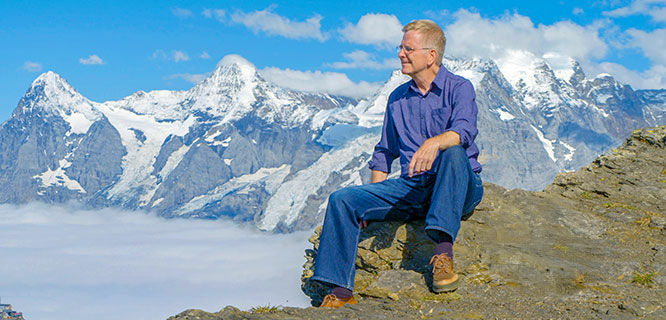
[432,276,460,293]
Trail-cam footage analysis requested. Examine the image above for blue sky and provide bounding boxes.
[1,0,665,122]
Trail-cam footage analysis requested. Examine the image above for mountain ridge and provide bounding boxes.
[0,52,664,232]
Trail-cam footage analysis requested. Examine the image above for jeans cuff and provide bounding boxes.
[310,275,353,291]
[424,225,456,243]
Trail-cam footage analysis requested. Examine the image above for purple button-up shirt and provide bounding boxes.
[368,66,482,176]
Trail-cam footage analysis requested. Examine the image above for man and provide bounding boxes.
[312,19,484,308]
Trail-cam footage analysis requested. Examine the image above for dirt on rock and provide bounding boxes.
[170,126,665,320]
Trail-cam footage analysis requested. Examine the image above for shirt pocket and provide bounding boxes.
[429,107,451,135]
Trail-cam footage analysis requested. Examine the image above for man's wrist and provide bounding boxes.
[435,131,460,150]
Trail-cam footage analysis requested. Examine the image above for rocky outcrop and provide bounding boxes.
[170,126,665,319]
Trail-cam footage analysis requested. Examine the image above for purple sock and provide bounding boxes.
[332,286,353,299]
[435,241,454,259]
[429,230,454,259]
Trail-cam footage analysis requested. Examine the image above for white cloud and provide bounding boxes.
[23,61,42,72]
[573,7,585,15]
[166,73,208,84]
[172,7,193,18]
[338,13,403,48]
[230,7,327,41]
[424,9,451,20]
[200,51,211,59]
[444,9,608,61]
[79,54,104,65]
[0,203,312,320]
[626,28,666,64]
[173,51,190,62]
[259,67,380,98]
[151,50,191,63]
[202,8,226,21]
[151,49,167,60]
[603,0,666,22]
[585,61,666,89]
[327,50,398,70]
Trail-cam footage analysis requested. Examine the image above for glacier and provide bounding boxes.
[1,52,664,232]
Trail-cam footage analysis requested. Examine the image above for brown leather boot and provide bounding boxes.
[430,253,460,293]
[319,294,357,308]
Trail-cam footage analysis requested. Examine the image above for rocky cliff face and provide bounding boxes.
[170,127,665,319]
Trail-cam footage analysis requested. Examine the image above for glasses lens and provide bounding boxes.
[397,45,414,53]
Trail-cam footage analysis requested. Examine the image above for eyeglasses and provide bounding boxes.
[396,45,433,54]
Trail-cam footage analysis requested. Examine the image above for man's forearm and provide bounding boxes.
[432,130,461,151]
[371,170,388,183]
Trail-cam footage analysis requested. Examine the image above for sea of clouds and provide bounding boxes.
[0,203,312,320]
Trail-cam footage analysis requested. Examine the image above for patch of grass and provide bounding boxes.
[601,202,638,211]
[467,273,492,284]
[553,243,569,252]
[631,271,658,287]
[409,299,424,310]
[573,272,586,288]
[580,191,593,199]
[250,304,279,313]
[420,291,461,302]
[636,216,652,227]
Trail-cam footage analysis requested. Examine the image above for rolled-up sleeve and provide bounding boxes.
[368,105,399,173]
[447,80,478,148]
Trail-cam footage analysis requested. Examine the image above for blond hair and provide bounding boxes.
[402,20,446,66]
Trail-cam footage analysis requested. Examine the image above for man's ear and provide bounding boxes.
[428,49,438,67]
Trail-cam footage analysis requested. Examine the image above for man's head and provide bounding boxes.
[398,20,446,78]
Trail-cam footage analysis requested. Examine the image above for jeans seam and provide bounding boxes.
[361,204,424,220]
[345,228,361,290]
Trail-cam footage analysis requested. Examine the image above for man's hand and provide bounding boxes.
[408,131,461,177]
[408,138,440,177]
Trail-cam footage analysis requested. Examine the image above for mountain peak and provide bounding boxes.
[212,54,257,80]
[31,71,75,93]
[216,54,255,69]
[14,71,100,133]
[186,54,260,117]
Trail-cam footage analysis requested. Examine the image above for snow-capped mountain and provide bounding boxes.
[1,53,663,232]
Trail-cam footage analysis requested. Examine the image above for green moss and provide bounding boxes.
[601,202,638,211]
[409,299,424,310]
[467,273,492,284]
[631,272,658,286]
[250,305,279,313]
[553,243,569,252]
[580,191,593,199]
[573,272,586,289]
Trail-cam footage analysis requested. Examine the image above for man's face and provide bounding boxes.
[398,30,432,77]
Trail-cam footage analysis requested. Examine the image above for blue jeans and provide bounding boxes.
[311,146,484,290]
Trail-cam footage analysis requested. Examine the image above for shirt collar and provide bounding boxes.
[408,66,448,96]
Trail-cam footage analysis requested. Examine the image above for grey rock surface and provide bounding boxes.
[170,126,665,319]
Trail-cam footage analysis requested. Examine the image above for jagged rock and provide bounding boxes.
[170,126,665,319]
[299,126,665,317]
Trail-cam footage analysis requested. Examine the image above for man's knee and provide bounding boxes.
[328,186,358,205]
[438,145,466,166]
